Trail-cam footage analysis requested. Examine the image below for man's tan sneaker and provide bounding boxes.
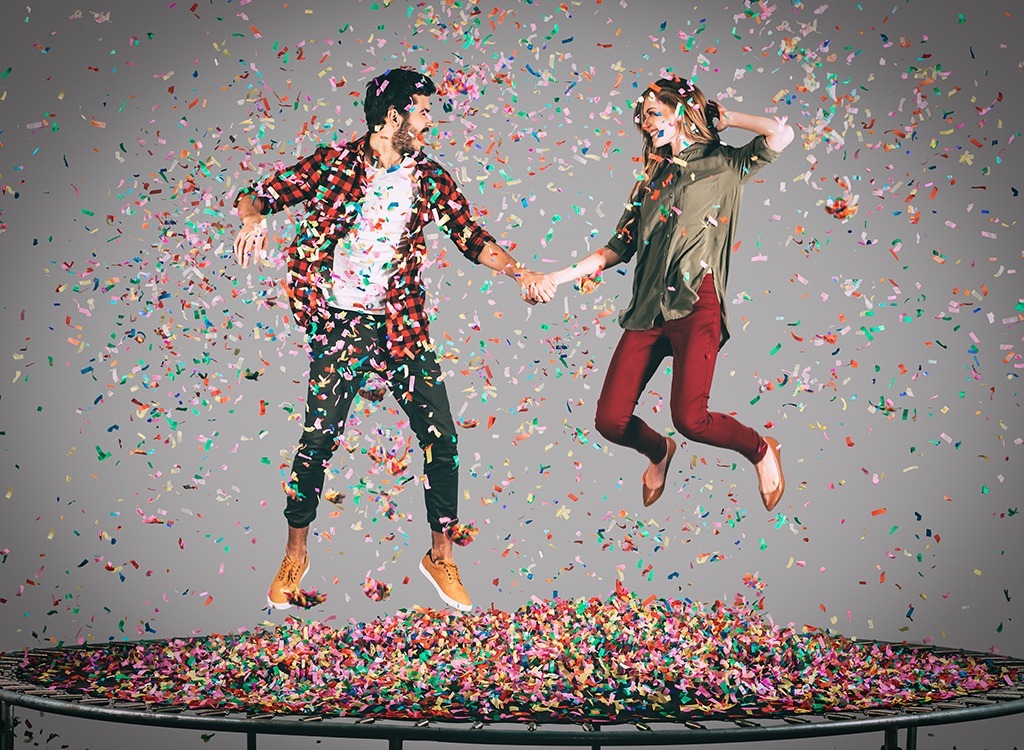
[419,551,472,612]
[267,554,309,610]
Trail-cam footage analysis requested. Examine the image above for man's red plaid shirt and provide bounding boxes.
[236,135,497,357]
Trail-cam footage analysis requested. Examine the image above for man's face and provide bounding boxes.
[392,94,434,154]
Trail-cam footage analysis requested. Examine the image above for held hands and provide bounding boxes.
[514,269,557,305]
[233,217,268,267]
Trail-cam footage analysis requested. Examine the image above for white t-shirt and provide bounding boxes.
[326,155,416,313]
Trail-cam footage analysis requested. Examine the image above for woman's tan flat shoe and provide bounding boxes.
[642,438,677,507]
[759,436,785,511]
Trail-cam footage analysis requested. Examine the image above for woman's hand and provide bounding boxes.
[710,101,730,131]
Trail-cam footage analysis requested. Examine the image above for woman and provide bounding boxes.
[534,76,793,510]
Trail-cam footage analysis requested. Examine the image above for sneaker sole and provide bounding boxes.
[266,561,310,611]
[418,560,472,613]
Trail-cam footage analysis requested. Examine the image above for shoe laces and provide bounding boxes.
[438,558,462,585]
[276,556,303,584]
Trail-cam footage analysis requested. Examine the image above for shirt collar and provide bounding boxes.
[665,141,710,175]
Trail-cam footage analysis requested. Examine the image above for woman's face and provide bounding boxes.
[639,94,681,150]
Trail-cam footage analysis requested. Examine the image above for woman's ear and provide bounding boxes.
[673,116,686,142]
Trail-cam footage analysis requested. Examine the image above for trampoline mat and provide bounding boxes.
[4,594,1021,724]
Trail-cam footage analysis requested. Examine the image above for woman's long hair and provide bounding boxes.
[628,77,720,205]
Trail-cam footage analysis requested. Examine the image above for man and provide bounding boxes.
[232,68,555,612]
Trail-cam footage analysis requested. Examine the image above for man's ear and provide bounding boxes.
[387,106,402,126]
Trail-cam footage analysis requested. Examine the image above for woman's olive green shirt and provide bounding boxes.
[605,134,779,348]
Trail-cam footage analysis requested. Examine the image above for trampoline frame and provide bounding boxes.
[3,643,1023,750]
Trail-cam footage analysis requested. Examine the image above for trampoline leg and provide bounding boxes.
[1,702,13,750]
[882,726,901,750]
[246,730,257,750]
[388,739,403,750]
[906,726,917,750]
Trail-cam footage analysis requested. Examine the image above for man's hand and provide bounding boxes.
[516,270,557,305]
[233,217,268,267]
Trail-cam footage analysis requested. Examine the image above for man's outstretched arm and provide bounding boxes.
[476,241,556,304]
[425,162,555,304]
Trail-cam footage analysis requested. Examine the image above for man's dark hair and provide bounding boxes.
[364,69,437,131]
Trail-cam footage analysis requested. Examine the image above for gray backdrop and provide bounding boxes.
[1,0,1021,748]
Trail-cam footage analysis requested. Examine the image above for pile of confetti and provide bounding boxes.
[11,594,1016,723]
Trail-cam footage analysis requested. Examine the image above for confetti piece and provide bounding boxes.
[284,588,327,609]
[823,177,859,221]
[362,575,392,602]
[446,521,479,547]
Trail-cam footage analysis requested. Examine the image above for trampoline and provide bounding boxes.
[2,596,1023,749]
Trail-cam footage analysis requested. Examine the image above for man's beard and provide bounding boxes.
[393,120,425,155]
